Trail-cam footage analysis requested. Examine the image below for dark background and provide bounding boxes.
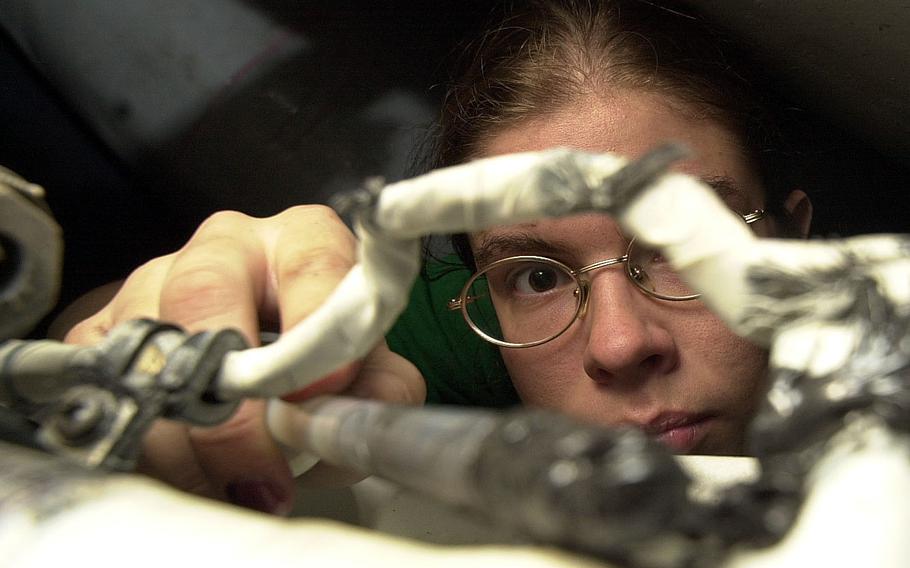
[1,1,908,335]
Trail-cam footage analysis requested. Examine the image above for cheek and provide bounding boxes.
[679,313,769,408]
[500,346,578,406]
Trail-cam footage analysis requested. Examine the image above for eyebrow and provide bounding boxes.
[473,232,571,269]
[701,175,744,201]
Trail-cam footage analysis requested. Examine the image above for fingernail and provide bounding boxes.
[226,480,293,516]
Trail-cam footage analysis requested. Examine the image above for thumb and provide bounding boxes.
[346,342,426,405]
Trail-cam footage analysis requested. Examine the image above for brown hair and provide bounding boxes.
[421,0,801,266]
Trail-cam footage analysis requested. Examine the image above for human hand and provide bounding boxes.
[63,205,425,514]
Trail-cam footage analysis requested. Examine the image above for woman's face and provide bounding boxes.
[473,91,771,455]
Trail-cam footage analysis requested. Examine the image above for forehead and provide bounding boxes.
[479,89,763,198]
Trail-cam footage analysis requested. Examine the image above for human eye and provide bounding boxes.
[507,262,573,296]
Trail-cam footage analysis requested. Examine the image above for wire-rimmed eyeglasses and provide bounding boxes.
[447,209,765,348]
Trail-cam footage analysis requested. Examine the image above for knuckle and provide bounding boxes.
[277,205,356,245]
[195,210,254,237]
[278,245,354,282]
[160,264,242,317]
[279,204,341,224]
[397,367,427,405]
[125,253,173,285]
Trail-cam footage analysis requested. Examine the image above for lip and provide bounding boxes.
[638,412,714,454]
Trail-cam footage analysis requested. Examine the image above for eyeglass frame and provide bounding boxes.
[447,209,765,348]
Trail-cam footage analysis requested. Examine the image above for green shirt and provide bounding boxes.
[385,258,519,407]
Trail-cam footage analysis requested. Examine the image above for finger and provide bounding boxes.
[259,205,357,331]
[63,298,118,346]
[159,211,268,345]
[154,213,296,512]
[64,256,174,345]
[188,400,295,515]
[138,419,214,497]
[259,205,361,398]
[49,280,124,340]
[346,342,426,405]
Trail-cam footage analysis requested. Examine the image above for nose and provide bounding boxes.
[581,273,679,385]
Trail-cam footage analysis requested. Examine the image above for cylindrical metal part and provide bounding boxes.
[0,340,89,408]
[0,168,63,340]
[270,397,499,507]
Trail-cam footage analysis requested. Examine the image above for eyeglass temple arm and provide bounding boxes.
[448,296,480,310]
